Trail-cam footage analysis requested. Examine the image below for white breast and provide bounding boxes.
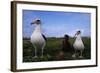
[73,35,84,50]
[31,32,45,47]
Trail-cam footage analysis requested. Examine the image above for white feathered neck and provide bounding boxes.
[33,24,41,33]
[76,34,81,39]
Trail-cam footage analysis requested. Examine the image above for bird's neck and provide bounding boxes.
[76,34,81,39]
[34,24,41,33]
[77,34,81,37]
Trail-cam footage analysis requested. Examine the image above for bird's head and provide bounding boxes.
[31,18,41,25]
[64,34,69,40]
[74,30,81,37]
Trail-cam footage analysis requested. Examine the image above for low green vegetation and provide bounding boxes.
[23,37,91,62]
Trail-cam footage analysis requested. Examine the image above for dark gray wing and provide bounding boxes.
[42,34,47,41]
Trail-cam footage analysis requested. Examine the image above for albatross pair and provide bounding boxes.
[30,18,85,58]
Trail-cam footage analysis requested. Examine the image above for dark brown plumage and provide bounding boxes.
[62,35,74,53]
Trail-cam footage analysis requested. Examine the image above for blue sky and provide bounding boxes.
[23,10,91,38]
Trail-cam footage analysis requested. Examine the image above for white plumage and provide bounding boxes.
[73,34,84,50]
[72,31,84,58]
[30,18,46,58]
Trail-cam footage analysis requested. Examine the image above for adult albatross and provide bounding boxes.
[72,30,85,58]
[30,18,46,58]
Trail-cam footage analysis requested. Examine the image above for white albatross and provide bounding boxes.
[30,18,46,58]
[72,30,85,58]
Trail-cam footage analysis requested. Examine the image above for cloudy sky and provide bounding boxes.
[23,10,91,38]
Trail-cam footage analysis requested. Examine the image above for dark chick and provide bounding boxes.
[62,34,74,53]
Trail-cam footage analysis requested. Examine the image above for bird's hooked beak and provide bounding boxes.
[31,20,36,25]
[31,22,34,25]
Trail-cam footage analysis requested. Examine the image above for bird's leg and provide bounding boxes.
[79,50,84,58]
[41,44,45,58]
[34,46,38,58]
[72,50,77,58]
[41,48,44,58]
